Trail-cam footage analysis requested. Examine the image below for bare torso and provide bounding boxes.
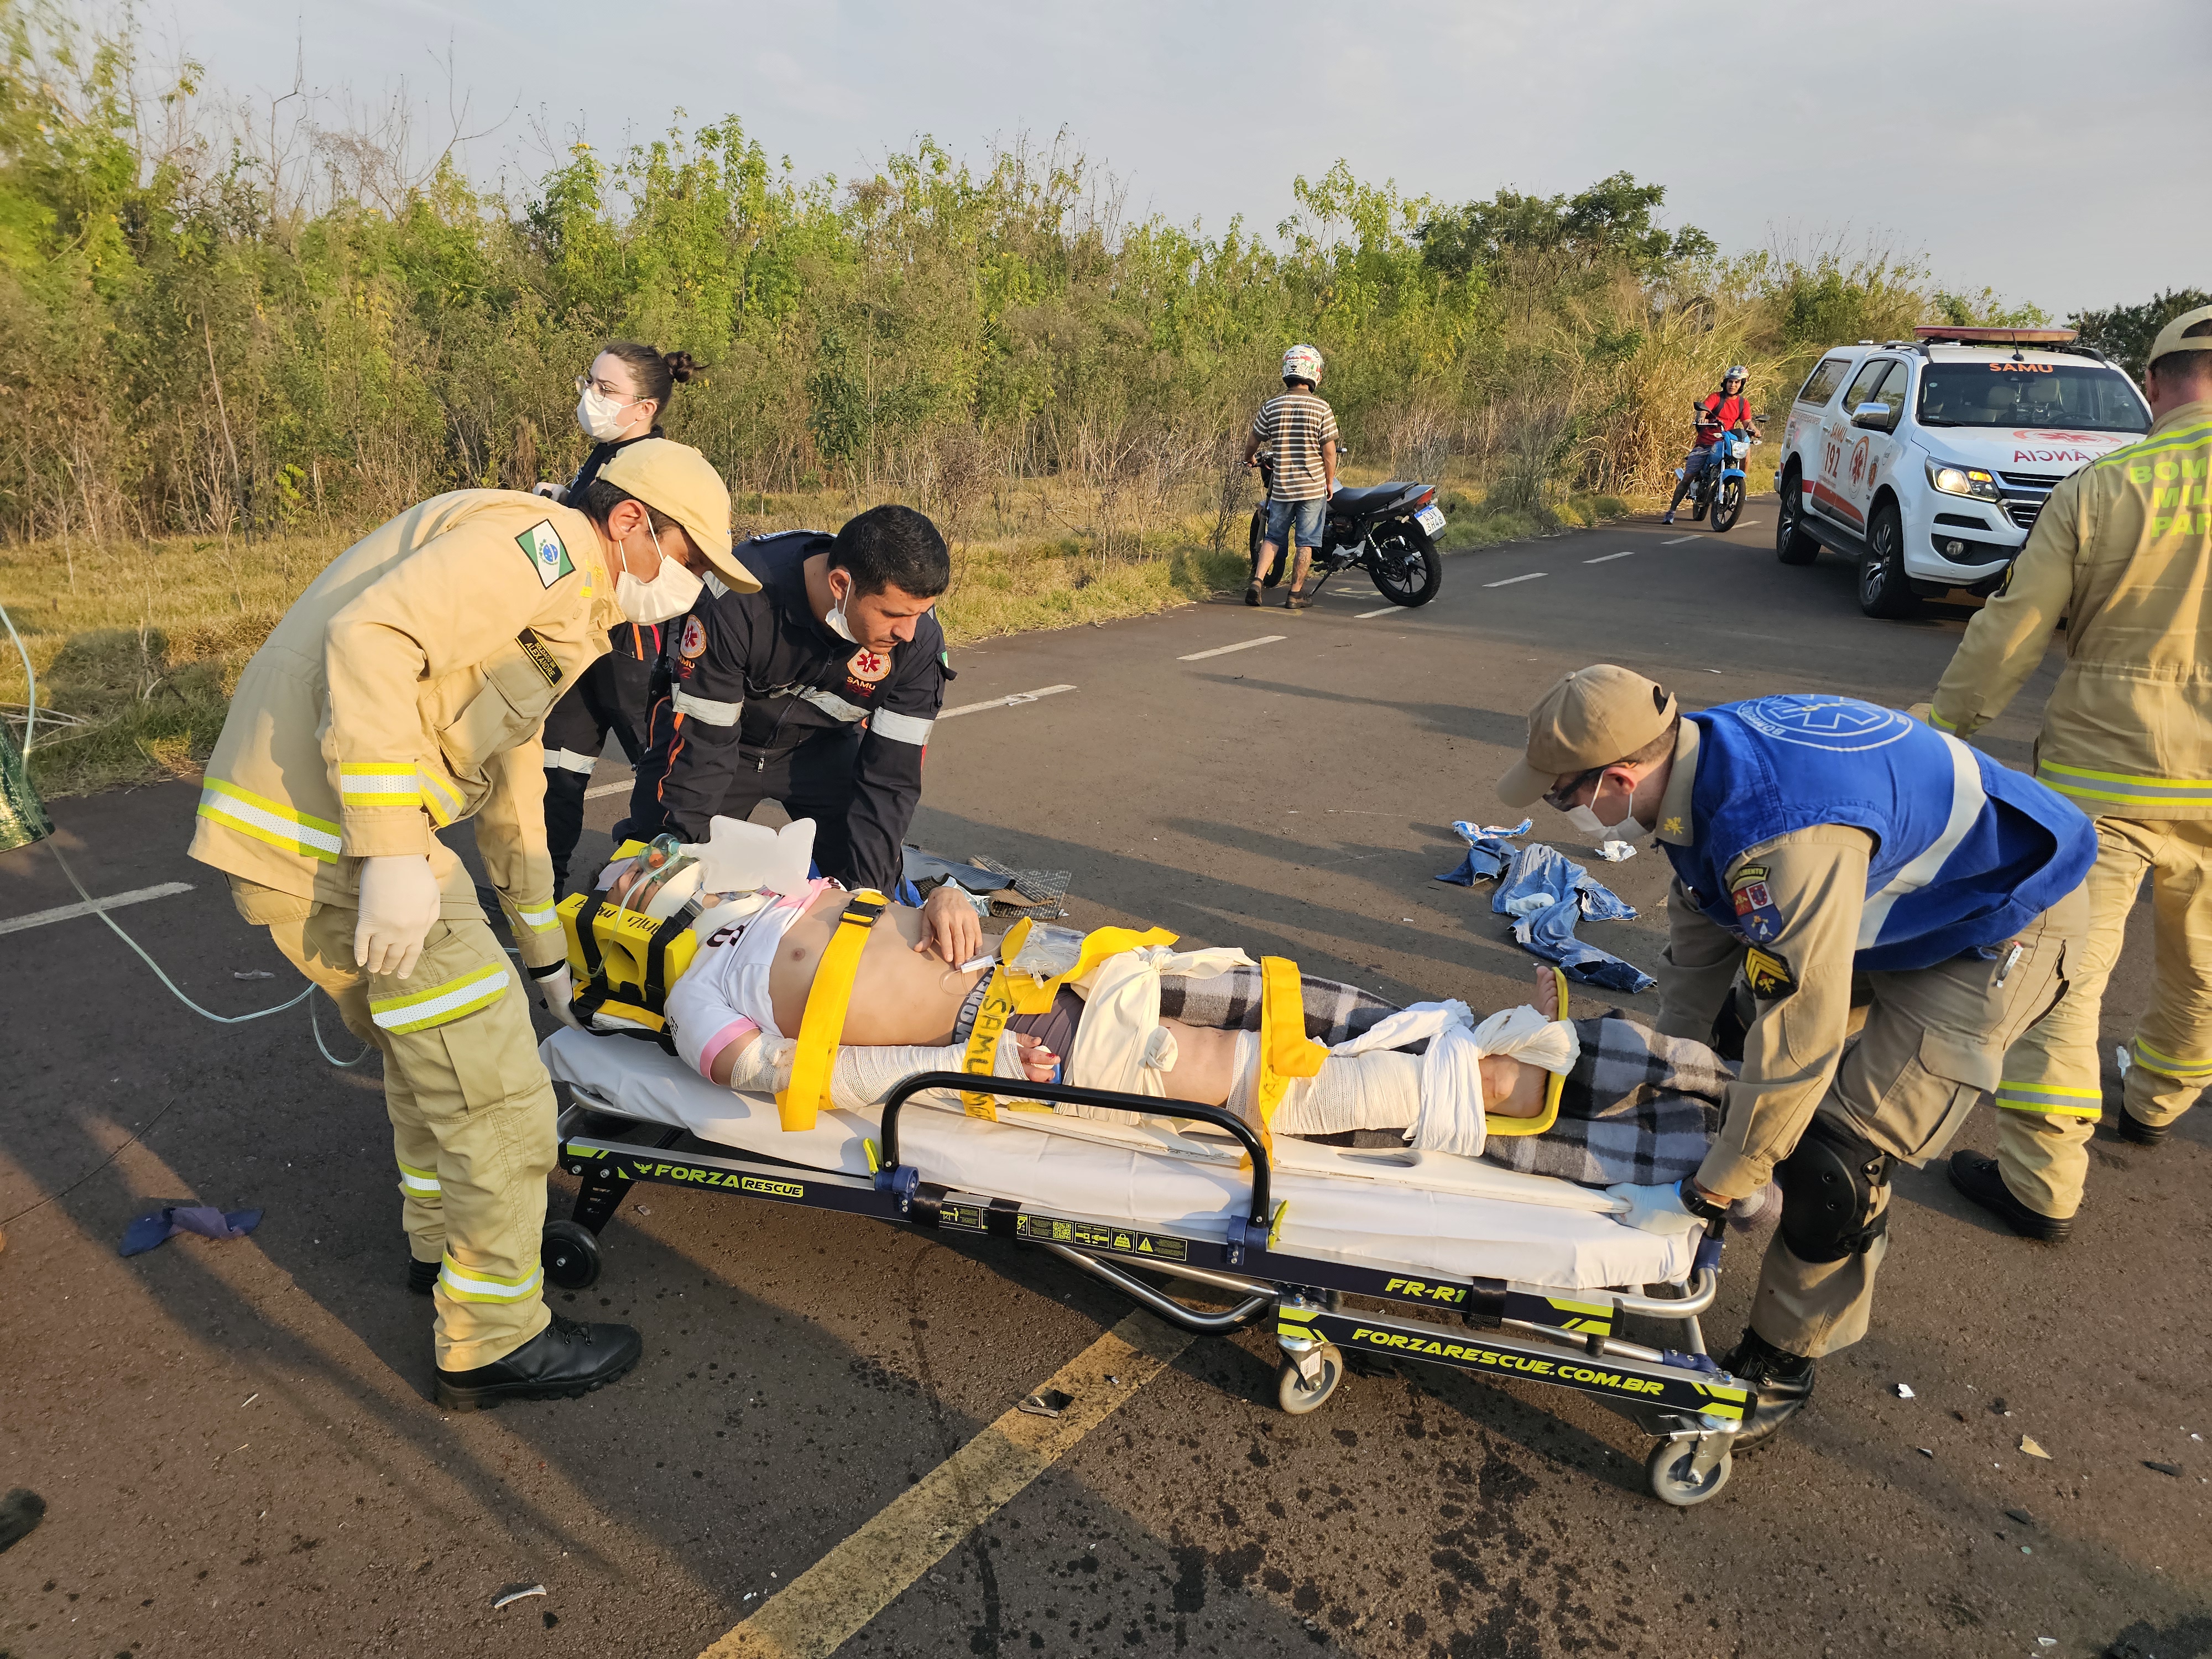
[769,887,987,1044]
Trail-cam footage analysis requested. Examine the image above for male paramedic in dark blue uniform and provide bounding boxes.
[615,504,951,895]
[1498,666,2094,1447]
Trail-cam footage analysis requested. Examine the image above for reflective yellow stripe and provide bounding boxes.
[437,1253,542,1303]
[396,1160,441,1195]
[196,778,344,862]
[369,962,510,1033]
[778,891,885,1133]
[1996,1082,2103,1119]
[2036,760,2212,808]
[514,899,560,934]
[2094,421,2212,473]
[338,762,423,808]
[2131,1035,2212,1079]
[419,768,462,827]
[1927,706,1959,732]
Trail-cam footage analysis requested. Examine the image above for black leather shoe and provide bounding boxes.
[1719,1328,1815,1451]
[1948,1150,2072,1242]
[2115,1110,2169,1146]
[434,1314,641,1411]
[407,1257,440,1296]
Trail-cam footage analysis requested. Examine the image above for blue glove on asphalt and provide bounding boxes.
[1603,1179,1704,1237]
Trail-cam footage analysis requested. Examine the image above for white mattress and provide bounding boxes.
[541,1031,1692,1292]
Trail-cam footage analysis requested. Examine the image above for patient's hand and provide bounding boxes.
[1011,1031,1059,1083]
[915,883,984,967]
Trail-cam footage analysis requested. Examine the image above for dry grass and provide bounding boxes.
[1,471,1637,799]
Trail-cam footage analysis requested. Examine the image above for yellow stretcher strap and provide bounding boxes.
[1248,956,1329,1164]
[776,889,886,1132]
[959,965,1022,1119]
[1004,923,1178,1014]
[1484,966,1568,1138]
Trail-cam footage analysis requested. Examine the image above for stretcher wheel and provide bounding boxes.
[1277,1345,1343,1416]
[1645,1435,1732,1507]
[541,1219,602,1291]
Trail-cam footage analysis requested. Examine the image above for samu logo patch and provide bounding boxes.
[518,520,575,588]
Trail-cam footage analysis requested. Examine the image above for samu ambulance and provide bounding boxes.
[1773,325,2152,618]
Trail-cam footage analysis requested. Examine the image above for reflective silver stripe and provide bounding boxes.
[1857,732,1986,950]
[800,688,869,723]
[705,572,732,598]
[543,747,600,774]
[672,688,742,726]
[870,708,936,746]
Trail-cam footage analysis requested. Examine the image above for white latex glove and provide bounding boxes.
[354,854,441,979]
[1604,1180,1704,1237]
[534,965,587,1032]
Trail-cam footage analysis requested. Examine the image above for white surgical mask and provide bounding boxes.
[577,383,632,442]
[1565,803,1652,846]
[824,576,858,643]
[614,521,703,624]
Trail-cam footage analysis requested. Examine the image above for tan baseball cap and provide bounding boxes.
[2147,304,2212,372]
[1496,664,1679,808]
[597,439,758,593]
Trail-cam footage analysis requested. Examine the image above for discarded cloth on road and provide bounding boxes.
[902,846,1071,921]
[1493,844,1656,996]
[1434,819,1533,886]
[119,1204,263,1258]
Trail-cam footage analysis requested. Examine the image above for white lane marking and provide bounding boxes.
[1584,551,1636,564]
[583,779,632,800]
[1178,636,1284,662]
[1662,535,1700,545]
[1482,572,1547,588]
[939,684,1078,721]
[1354,606,1400,618]
[0,881,195,937]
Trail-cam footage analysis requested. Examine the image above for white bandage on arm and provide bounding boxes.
[828,1031,1034,1113]
[724,1032,797,1096]
[1266,1048,1422,1134]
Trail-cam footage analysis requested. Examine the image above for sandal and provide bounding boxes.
[1284,588,1312,610]
[1244,584,1262,607]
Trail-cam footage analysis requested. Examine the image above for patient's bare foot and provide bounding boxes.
[1533,967,1559,1020]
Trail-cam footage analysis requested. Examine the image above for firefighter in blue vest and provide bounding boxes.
[1498,666,2095,1447]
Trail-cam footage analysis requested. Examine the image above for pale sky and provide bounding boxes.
[150,0,2208,319]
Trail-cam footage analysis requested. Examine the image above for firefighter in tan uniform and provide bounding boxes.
[1929,305,2212,1241]
[1498,666,2093,1447]
[189,440,749,1408]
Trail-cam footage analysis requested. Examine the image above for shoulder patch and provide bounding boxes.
[518,520,575,588]
[1731,867,1785,943]
[517,628,562,687]
[847,646,891,685]
[679,615,709,660]
[1744,947,1796,1001]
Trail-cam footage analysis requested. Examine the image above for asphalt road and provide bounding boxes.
[3,505,2208,1659]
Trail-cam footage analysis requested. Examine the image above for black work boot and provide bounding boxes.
[435,1314,642,1411]
[406,1256,440,1296]
[1948,1150,2072,1243]
[2115,1109,2169,1146]
[1718,1328,1816,1451]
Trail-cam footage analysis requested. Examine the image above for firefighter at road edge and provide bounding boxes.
[1499,665,2094,1447]
[1927,304,2212,1240]
[187,438,745,1409]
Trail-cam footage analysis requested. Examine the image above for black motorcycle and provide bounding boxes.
[1249,447,1446,606]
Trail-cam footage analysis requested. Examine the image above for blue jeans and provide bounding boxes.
[1263,496,1326,550]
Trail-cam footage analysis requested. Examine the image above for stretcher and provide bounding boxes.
[538,1027,1752,1507]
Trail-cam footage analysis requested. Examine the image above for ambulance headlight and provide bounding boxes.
[1927,460,2000,501]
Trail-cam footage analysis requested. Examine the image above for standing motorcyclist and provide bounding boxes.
[1663,367,1762,526]
[1241,345,1340,610]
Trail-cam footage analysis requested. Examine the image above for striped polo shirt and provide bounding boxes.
[1250,391,1340,502]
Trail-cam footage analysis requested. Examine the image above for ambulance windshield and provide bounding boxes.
[1917,360,2150,432]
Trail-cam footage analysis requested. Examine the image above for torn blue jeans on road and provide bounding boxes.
[1494,843,1656,995]
[1434,819,1533,886]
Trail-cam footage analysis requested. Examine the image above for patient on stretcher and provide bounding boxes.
[590,850,1728,1187]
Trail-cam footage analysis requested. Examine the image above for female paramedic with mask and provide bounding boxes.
[536,342,701,895]
[188,438,748,1410]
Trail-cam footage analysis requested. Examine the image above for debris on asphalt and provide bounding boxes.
[118,1203,263,1258]
[2020,1436,2052,1459]
[1990,1396,2011,1415]
[241,1392,258,1406]
[1434,819,1530,886]
[1592,841,1637,862]
[0,1489,45,1554]
[233,969,274,980]
[1917,1447,1934,1458]
[1895,1383,1916,1399]
[2006,1508,2036,1526]
[2115,1045,2131,1077]
[2143,1460,2183,1477]
[2039,1636,2056,1646]
[492,1584,547,1610]
[1018,1389,1072,1420]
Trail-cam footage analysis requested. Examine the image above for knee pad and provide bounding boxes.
[1776,1116,1891,1264]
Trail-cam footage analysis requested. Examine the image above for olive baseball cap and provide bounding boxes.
[597,439,758,593]
[2147,303,2212,371]
[1496,664,1679,808]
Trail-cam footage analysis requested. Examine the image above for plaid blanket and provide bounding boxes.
[1158,968,1725,1188]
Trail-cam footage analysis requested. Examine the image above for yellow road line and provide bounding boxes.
[698,1311,1192,1659]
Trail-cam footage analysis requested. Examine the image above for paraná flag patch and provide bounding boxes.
[518,520,575,587]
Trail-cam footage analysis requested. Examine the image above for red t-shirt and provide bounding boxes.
[1695,393,1752,446]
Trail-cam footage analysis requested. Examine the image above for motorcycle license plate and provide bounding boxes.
[1416,505,1447,536]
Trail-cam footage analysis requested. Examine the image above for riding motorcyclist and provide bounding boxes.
[1663,367,1762,526]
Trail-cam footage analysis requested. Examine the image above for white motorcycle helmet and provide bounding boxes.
[1281,344,1324,387]
[1723,365,1747,385]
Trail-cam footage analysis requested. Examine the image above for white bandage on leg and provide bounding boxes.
[1267,1048,1422,1135]
[724,1032,798,1096]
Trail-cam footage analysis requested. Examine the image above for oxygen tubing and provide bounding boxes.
[0,595,370,1064]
